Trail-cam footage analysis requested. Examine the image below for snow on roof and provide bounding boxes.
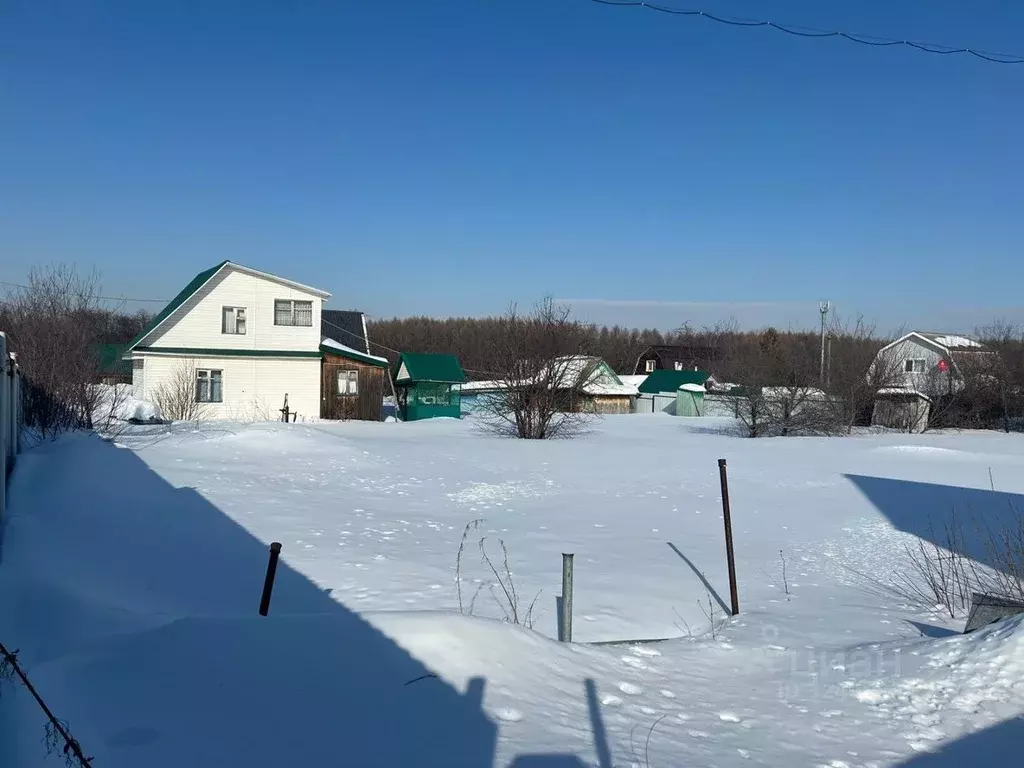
[459,358,638,397]
[320,337,389,366]
[618,374,650,388]
[459,380,505,393]
[551,356,637,396]
[877,386,932,401]
[934,335,983,349]
[679,383,706,393]
[914,332,986,351]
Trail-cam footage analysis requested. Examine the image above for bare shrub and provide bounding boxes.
[94,383,133,436]
[0,265,109,437]
[884,510,1024,619]
[479,537,541,628]
[827,315,905,433]
[454,520,541,628]
[698,591,725,640]
[728,328,842,436]
[896,515,978,618]
[152,359,209,422]
[477,298,596,440]
[980,510,1024,603]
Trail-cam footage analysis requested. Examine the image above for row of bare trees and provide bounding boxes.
[0,265,149,437]
[374,309,1024,438]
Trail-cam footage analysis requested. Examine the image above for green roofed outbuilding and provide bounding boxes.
[394,352,467,421]
[637,369,710,395]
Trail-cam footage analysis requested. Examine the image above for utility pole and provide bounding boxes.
[819,301,830,382]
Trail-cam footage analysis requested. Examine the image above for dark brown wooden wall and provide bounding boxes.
[321,354,386,421]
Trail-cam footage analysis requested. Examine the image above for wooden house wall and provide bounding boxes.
[321,353,386,421]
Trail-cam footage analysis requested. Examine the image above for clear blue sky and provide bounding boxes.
[2,0,1022,332]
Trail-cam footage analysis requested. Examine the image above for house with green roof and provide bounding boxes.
[394,352,467,420]
[124,261,334,421]
[635,369,711,415]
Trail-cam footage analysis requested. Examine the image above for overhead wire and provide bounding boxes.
[0,279,170,304]
[320,316,501,378]
[589,0,1024,64]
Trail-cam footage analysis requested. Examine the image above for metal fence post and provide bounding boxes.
[560,553,574,642]
[718,459,739,616]
[259,542,283,616]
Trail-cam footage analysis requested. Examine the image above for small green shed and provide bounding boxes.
[394,352,467,421]
[676,383,707,417]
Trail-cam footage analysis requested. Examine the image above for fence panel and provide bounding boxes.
[1,330,23,520]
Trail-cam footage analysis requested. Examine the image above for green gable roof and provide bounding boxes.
[128,261,229,349]
[638,369,710,394]
[395,352,466,384]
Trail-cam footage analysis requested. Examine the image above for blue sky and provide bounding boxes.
[2,0,1022,333]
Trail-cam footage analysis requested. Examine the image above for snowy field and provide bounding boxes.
[2,414,1024,767]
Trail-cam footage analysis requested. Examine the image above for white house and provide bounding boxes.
[869,331,993,433]
[871,331,990,394]
[126,261,331,421]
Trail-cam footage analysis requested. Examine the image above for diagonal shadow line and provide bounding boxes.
[585,679,613,768]
[667,542,729,614]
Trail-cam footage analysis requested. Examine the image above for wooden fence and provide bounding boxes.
[1,330,23,520]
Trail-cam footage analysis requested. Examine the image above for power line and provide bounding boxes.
[0,279,170,304]
[321,316,502,377]
[589,0,1024,64]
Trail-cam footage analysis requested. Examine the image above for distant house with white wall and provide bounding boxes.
[871,332,990,394]
[869,331,993,432]
[126,261,331,421]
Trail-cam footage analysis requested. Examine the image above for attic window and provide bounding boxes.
[222,306,246,335]
[645,359,656,373]
[673,361,683,371]
[274,299,313,327]
[904,358,926,373]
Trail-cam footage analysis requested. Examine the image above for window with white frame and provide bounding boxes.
[904,358,926,373]
[673,361,683,371]
[645,359,656,373]
[222,306,246,335]
[336,369,359,396]
[196,369,223,402]
[274,299,313,326]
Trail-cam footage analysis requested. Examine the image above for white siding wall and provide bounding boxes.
[877,338,951,391]
[132,359,145,398]
[138,354,321,422]
[144,267,323,352]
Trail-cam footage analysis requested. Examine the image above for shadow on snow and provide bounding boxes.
[845,474,1024,572]
[0,433,613,767]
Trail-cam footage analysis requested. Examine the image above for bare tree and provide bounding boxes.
[152,359,209,422]
[476,299,597,439]
[0,265,112,437]
[969,321,1024,433]
[826,315,904,433]
[727,328,837,436]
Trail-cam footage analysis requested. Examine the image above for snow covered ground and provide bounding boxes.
[2,414,1024,766]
